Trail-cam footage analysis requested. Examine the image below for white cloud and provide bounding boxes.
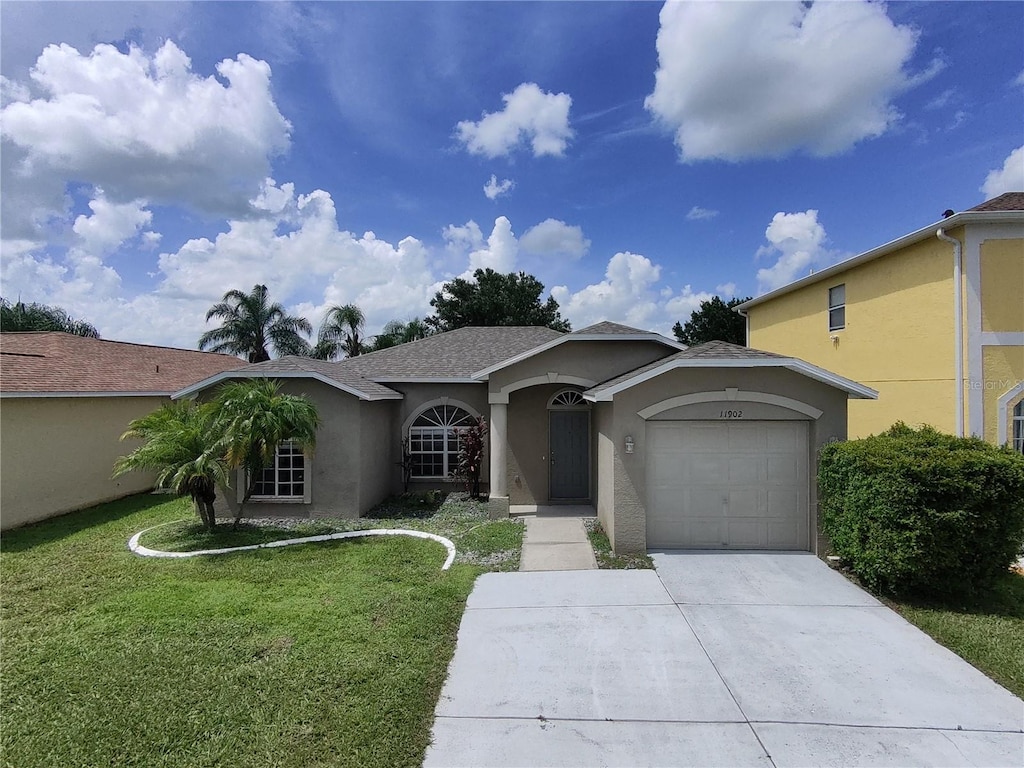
[981,146,1024,199]
[686,205,719,221]
[1014,70,1024,88]
[520,219,590,259]
[71,190,153,255]
[715,282,737,297]
[645,1,920,161]
[443,217,519,277]
[553,252,662,330]
[483,174,515,200]
[755,210,834,293]
[1,40,291,244]
[456,82,573,158]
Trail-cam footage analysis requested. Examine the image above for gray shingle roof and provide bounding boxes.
[572,321,650,335]
[235,356,402,399]
[341,326,565,379]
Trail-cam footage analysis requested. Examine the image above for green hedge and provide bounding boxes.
[819,423,1024,597]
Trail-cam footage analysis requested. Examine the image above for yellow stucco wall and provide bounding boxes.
[980,238,1024,333]
[983,346,1024,443]
[748,233,959,438]
[0,396,163,530]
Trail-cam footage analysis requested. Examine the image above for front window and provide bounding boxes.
[1014,400,1024,454]
[252,440,305,499]
[828,284,846,331]
[409,405,476,479]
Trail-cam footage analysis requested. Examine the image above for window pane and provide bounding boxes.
[829,307,845,331]
[828,284,845,308]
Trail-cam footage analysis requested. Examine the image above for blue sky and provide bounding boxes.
[1,1,1021,349]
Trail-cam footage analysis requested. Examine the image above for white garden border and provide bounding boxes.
[128,523,457,570]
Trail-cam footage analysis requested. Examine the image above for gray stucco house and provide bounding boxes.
[177,322,876,554]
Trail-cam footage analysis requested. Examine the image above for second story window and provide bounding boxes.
[828,284,846,331]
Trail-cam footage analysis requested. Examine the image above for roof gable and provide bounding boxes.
[0,332,246,396]
[586,341,877,401]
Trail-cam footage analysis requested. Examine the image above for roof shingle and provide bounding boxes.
[0,332,246,394]
[968,192,1024,212]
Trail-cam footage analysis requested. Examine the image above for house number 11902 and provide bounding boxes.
[719,410,743,419]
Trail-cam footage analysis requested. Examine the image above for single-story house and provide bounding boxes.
[179,322,876,555]
[0,332,246,530]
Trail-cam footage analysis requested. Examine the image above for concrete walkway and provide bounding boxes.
[519,516,597,572]
[425,553,1023,767]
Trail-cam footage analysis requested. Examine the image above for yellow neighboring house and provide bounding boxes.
[738,192,1024,450]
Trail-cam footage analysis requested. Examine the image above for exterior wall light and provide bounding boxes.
[624,435,634,454]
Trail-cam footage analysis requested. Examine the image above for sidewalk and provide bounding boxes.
[519,516,597,571]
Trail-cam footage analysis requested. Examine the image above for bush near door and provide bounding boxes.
[819,423,1024,598]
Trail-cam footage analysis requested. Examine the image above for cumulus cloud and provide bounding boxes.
[443,217,519,277]
[72,190,154,255]
[715,282,737,297]
[1,181,441,349]
[483,174,515,200]
[645,1,921,161]
[552,252,662,329]
[1,40,291,243]
[755,210,835,293]
[456,82,573,158]
[686,205,719,221]
[520,219,590,259]
[981,146,1024,199]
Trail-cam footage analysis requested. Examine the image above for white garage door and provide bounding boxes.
[646,421,809,550]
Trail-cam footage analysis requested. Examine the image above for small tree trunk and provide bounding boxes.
[202,500,217,532]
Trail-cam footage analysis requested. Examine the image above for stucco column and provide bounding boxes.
[489,402,508,497]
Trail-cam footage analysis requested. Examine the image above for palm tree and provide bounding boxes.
[213,378,320,527]
[199,284,312,363]
[113,400,228,531]
[369,318,430,351]
[1,297,99,337]
[313,304,366,359]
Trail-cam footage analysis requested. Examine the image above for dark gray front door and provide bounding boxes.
[549,410,590,499]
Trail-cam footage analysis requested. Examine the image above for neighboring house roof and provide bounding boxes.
[0,332,246,397]
[470,321,685,379]
[585,340,878,401]
[737,193,1024,311]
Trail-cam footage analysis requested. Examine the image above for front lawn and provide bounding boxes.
[886,571,1024,699]
[1,493,521,768]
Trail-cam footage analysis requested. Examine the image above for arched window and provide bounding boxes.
[1014,400,1024,454]
[548,389,589,410]
[409,404,476,479]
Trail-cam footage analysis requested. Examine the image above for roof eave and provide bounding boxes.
[1,390,175,399]
[584,358,878,402]
[171,370,402,401]
[736,209,1024,312]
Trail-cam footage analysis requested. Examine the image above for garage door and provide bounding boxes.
[646,421,809,550]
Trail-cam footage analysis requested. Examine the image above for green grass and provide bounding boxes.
[583,519,653,569]
[886,571,1024,699]
[1,492,522,768]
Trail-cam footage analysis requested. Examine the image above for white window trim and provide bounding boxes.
[547,388,590,410]
[1013,400,1024,455]
[238,440,312,504]
[405,401,480,481]
[997,381,1024,449]
[828,284,846,332]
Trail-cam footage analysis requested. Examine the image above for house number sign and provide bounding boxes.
[719,409,743,419]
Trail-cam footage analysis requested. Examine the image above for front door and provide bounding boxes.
[549,410,590,499]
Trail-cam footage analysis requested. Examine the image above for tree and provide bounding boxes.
[213,378,320,527]
[311,303,367,359]
[369,318,430,352]
[426,269,571,333]
[0,297,99,337]
[199,284,312,363]
[113,400,228,531]
[672,296,751,346]
[113,379,319,532]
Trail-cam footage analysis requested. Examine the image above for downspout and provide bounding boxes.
[936,228,964,437]
[737,308,750,346]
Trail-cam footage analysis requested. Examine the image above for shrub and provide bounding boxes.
[819,423,1024,597]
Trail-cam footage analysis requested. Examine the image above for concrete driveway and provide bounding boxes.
[424,552,1023,767]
